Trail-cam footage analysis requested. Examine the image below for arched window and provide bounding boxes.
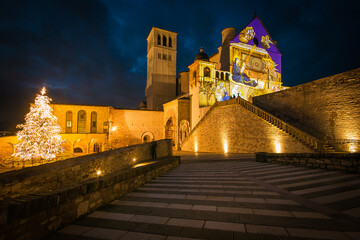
[169,37,172,47]
[157,34,161,45]
[225,73,229,80]
[163,35,167,46]
[90,111,97,133]
[193,70,197,79]
[65,111,72,133]
[216,71,219,79]
[204,67,210,77]
[221,72,224,80]
[103,122,109,133]
[74,147,83,153]
[77,110,86,133]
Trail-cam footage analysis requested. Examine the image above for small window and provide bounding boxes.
[225,73,229,80]
[168,55,171,61]
[157,34,161,45]
[103,122,109,133]
[162,53,167,60]
[169,37,172,47]
[204,67,210,77]
[193,71,196,79]
[65,111,72,133]
[216,71,219,79]
[90,111,97,133]
[221,72,224,80]
[163,36,167,46]
[158,53,161,59]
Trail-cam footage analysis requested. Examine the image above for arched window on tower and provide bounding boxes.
[169,37,172,47]
[221,72,224,80]
[193,70,197,79]
[65,111,72,133]
[90,111,97,133]
[204,67,210,78]
[157,34,161,45]
[163,35,167,46]
[216,71,219,79]
[77,110,86,133]
[225,73,229,80]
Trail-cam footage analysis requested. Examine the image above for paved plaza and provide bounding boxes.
[48,153,360,240]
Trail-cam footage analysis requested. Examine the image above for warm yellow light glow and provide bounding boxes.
[194,142,198,152]
[275,141,281,153]
[41,87,46,95]
[12,87,64,161]
[223,141,228,154]
[132,161,155,168]
[132,158,136,162]
[111,126,117,132]
[349,144,356,153]
[96,170,101,175]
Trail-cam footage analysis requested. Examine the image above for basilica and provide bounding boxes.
[1,14,359,160]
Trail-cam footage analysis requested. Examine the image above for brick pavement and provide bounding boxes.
[47,155,360,240]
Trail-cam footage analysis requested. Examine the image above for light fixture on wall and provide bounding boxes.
[133,158,136,162]
[96,170,102,176]
[349,144,356,153]
[223,141,228,154]
[275,141,281,153]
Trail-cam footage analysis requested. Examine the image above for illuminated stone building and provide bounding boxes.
[1,15,359,161]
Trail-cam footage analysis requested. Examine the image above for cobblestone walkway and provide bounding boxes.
[48,159,360,240]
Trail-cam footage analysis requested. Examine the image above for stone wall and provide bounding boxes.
[181,102,313,153]
[253,68,360,152]
[0,139,172,199]
[256,152,360,173]
[0,136,16,161]
[0,156,180,240]
[110,109,164,148]
[52,104,111,135]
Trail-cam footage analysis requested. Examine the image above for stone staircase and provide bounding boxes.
[182,97,337,153]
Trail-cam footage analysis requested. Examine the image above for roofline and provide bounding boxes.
[113,107,164,112]
[147,27,178,40]
[51,103,113,108]
[231,14,281,54]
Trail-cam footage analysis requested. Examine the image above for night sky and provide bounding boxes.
[1,0,359,131]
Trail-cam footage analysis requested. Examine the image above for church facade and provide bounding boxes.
[1,15,358,161]
[0,15,308,158]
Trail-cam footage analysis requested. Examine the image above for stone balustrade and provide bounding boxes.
[256,152,360,173]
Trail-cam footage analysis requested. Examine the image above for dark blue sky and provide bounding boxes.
[0,0,359,131]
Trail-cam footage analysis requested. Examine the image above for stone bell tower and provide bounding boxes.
[146,27,177,110]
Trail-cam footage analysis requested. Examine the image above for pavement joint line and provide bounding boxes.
[110,198,331,219]
[265,171,339,183]
[291,179,360,195]
[235,167,360,226]
[277,175,355,189]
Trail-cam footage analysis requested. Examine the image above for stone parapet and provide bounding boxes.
[0,156,180,240]
[0,139,172,199]
[256,152,360,173]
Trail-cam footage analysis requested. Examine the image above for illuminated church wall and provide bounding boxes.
[197,15,284,109]
[253,68,360,153]
[181,103,313,153]
[110,109,164,148]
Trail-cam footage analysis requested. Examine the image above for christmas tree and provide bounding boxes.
[13,87,64,162]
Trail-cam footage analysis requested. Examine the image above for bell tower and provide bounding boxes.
[146,27,177,110]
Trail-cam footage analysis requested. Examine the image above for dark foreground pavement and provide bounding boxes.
[47,153,360,240]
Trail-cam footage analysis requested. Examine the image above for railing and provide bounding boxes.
[235,97,325,152]
[181,97,333,152]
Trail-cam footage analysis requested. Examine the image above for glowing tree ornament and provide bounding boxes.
[13,87,64,162]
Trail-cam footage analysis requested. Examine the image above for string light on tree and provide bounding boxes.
[13,87,64,162]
